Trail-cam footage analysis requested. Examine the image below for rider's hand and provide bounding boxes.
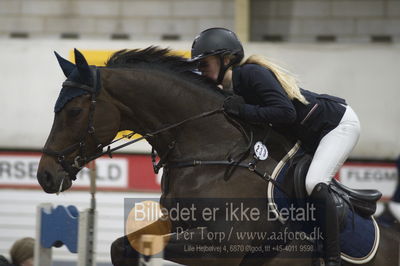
[223,95,246,117]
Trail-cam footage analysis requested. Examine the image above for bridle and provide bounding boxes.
[42,67,102,180]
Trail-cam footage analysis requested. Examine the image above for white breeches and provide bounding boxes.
[305,105,361,195]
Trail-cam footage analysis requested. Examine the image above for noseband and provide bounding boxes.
[42,67,102,180]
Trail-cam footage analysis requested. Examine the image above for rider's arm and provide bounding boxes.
[238,64,297,125]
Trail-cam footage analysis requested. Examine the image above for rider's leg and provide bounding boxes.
[305,105,360,195]
[305,105,360,265]
[310,183,340,265]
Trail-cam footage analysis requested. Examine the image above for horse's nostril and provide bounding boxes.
[38,170,60,193]
[44,171,52,183]
[38,171,53,187]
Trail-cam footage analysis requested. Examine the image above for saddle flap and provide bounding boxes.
[330,179,381,217]
[332,179,382,202]
[293,155,312,201]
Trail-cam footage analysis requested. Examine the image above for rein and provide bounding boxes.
[87,107,224,162]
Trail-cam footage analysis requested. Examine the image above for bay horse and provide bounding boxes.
[37,48,399,265]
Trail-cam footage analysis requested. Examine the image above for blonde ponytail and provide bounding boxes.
[242,55,309,105]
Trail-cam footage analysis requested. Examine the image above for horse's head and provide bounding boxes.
[37,49,121,193]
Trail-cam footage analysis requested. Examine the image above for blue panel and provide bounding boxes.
[40,205,79,253]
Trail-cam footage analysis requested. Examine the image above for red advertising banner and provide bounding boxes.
[0,151,161,192]
[0,151,397,197]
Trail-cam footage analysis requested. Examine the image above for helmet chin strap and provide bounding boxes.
[216,54,237,85]
[217,55,227,84]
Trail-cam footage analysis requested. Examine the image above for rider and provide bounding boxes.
[191,27,361,266]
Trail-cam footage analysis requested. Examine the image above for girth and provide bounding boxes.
[166,159,290,196]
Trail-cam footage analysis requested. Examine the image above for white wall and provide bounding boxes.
[246,42,400,159]
[0,39,399,159]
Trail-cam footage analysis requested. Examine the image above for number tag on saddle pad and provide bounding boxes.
[254,141,268,160]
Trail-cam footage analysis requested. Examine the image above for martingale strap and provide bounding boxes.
[151,141,176,174]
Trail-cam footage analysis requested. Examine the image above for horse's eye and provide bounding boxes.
[67,108,82,117]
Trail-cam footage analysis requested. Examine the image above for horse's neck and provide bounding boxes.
[101,68,246,158]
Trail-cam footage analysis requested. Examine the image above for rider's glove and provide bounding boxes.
[223,95,246,117]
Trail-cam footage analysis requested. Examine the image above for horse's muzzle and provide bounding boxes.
[37,170,73,193]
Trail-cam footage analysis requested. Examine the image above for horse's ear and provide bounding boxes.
[74,49,91,80]
[54,51,75,77]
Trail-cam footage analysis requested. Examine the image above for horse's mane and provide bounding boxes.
[105,46,228,96]
[106,46,194,72]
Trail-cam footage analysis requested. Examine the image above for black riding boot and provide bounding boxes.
[310,183,341,266]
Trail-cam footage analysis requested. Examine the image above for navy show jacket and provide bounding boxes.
[232,64,347,153]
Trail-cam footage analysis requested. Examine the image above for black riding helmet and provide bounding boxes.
[191,27,244,83]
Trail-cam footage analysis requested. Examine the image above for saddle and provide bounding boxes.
[292,155,382,228]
